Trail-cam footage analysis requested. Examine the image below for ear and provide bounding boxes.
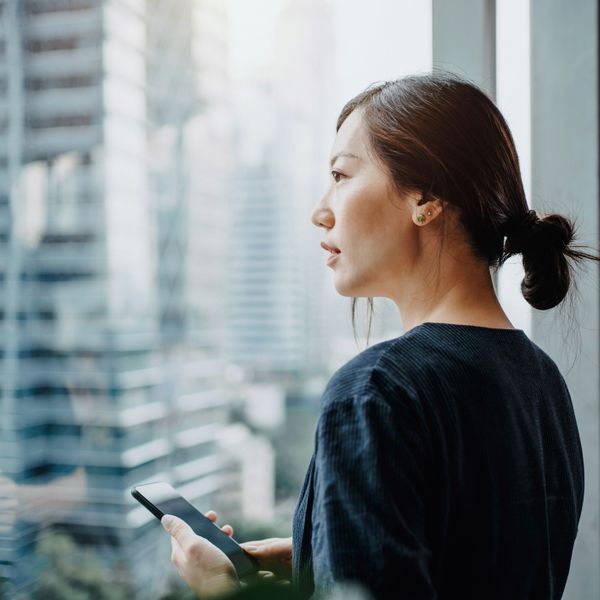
[411,195,445,226]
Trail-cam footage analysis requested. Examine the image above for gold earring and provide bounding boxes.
[417,209,433,224]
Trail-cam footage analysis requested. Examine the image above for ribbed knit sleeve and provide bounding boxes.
[310,383,437,599]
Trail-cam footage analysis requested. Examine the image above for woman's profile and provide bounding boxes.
[162,71,599,600]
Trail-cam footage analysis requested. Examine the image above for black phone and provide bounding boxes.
[130,481,260,579]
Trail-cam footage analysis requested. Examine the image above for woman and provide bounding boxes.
[163,71,598,599]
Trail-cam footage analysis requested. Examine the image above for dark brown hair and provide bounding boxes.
[335,71,599,348]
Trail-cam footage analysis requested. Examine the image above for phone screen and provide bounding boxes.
[131,481,259,579]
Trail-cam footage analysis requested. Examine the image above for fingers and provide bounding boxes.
[240,538,274,548]
[205,510,234,537]
[240,537,280,548]
[161,514,197,554]
[240,539,289,555]
[239,539,292,580]
[243,570,290,586]
[170,535,178,563]
[240,544,259,553]
[170,535,185,575]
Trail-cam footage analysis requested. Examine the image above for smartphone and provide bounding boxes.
[131,481,260,579]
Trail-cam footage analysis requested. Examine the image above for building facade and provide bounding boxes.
[0,1,251,597]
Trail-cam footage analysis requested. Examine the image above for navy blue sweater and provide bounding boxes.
[291,322,584,599]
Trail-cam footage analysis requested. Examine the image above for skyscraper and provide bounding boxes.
[0,1,239,596]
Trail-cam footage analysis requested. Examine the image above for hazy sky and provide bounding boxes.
[229,0,432,106]
[331,0,431,106]
[229,0,284,74]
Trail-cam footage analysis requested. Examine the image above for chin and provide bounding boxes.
[333,277,376,299]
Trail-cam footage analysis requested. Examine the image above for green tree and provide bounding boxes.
[31,528,132,600]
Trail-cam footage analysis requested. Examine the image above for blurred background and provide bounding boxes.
[0,0,597,598]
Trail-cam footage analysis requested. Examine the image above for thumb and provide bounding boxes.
[161,513,179,532]
[161,514,196,550]
[241,544,260,552]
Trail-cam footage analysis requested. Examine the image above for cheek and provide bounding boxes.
[344,196,405,253]
[338,187,383,236]
[335,178,411,257]
[363,219,415,280]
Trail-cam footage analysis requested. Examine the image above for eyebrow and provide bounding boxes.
[329,152,361,167]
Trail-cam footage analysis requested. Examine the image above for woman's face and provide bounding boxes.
[311,107,433,300]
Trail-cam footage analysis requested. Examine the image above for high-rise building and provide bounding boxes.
[0,1,250,597]
[227,0,338,380]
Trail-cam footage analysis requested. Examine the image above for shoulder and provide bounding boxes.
[321,328,448,413]
[523,337,573,400]
[315,337,435,465]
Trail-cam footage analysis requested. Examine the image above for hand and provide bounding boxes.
[240,537,293,582]
[162,513,240,599]
[207,510,292,584]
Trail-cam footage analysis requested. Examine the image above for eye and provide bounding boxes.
[331,170,344,183]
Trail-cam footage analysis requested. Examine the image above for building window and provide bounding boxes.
[27,37,79,53]
[27,114,94,129]
[25,32,101,53]
[26,74,96,90]
[24,0,96,15]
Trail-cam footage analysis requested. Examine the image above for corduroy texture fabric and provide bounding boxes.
[291,322,585,600]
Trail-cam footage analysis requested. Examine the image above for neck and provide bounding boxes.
[392,261,513,333]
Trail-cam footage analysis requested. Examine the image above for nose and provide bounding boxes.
[310,189,334,229]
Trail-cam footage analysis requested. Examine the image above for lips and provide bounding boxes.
[321,241,341,254]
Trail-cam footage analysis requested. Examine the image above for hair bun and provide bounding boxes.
[503,208,538,236]
[539,214,573,249]
[506,212,577,310]
[503,209,540,254]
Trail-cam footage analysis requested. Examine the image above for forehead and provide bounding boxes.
[331,107,368,158]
